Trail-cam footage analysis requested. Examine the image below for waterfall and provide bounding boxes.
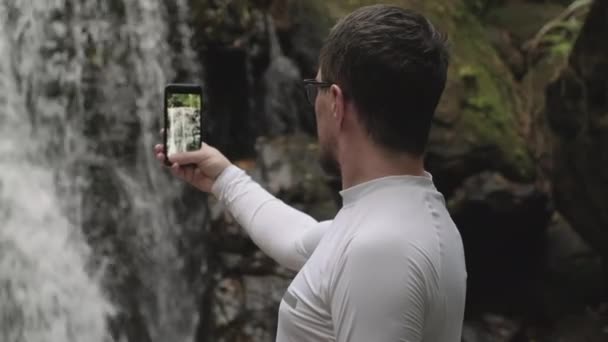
[0,2,115,341]
[0,1,207,341]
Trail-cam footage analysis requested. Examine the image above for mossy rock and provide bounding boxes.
[312,0,535,194]
[484,2,565,42]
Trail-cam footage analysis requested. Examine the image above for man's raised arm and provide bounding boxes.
[155,143,331,271]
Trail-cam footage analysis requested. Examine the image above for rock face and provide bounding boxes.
[448,172,551,315]
[546,0,608,267]
[189,0,321,159]
[539,213,603,319]
[193,1,607,341]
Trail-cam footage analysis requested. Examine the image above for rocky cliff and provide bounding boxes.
[194,0,608,341]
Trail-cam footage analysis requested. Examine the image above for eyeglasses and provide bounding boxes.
[303,79,333,106]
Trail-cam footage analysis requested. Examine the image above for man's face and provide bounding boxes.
[314,70,341,175]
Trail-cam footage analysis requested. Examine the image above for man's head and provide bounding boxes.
[308,4,449,174]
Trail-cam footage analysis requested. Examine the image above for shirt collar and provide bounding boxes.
[339,172,435,206]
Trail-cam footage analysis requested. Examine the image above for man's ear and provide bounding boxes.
[330,84,345,127]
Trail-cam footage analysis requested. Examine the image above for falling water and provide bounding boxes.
[0,1,207,341]
[0,1,114,341]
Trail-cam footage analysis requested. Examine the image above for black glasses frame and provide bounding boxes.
[302,79,333,106]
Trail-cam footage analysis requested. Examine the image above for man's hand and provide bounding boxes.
[154,135,231,193]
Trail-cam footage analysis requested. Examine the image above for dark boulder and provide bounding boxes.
[546,0,608,274]
[448,172,551,316]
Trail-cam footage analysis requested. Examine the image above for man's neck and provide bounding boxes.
[339,142,426,190]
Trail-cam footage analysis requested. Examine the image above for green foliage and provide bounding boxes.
[543,17,583,58]
[168,93,201,109]
[525,0,591,60]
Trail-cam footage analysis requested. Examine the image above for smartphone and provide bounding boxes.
[164,83,204,165]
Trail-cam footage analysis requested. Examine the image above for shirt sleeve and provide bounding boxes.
[330,231,429,342]
[211,165,332,271]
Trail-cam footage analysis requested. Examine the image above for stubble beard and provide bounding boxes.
[318,140,341,177]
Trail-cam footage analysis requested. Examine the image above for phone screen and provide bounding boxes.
[165,86,203,157]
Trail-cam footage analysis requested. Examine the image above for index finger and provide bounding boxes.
[167,148,206,166]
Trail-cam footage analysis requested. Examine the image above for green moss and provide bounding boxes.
[450,5,536,180]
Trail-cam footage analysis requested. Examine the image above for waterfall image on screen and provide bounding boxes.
[167,93,202,155]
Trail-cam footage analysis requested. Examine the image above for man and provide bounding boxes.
[155,4,466,341]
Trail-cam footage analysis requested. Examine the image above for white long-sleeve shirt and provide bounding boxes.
[212,165,467,342]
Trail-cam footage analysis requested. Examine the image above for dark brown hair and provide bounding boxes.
[319,5,449,155]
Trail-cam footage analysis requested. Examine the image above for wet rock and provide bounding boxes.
[474,3,566,80]
[208,202,255,252]
[483,2,565,44]
[462,314,522,342]
[189,0,271,160]
[212,277,245,328]
[190,1,321,157]
[216,313,276,342]
[413,0,538,194]
[255,134,339,220]
[260,8,320,138]
[218,248,295,278]
[269,0,333,77]
[243,275,291,312]
[484,27,527,79]
[260,53,312,137]
[546,310,608,342]
[449,172,551,316]
[210,275,290,342]
[538,213,603,319]
[520,54,568,194]
[545,0,608,267]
